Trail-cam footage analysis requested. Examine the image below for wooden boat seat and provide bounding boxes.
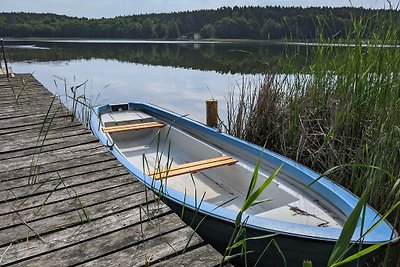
[102,121,165,133]
[148,156,238,180]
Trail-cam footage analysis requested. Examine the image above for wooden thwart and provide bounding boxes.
[148,156,238,180]
[102,121,164,133]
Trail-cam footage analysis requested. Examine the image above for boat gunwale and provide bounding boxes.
[91,102,398,244]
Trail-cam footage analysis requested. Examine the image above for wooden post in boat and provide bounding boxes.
[206,99,218,128]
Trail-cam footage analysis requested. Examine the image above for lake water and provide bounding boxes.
[5,39,291,123]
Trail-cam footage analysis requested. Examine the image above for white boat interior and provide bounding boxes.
[101,110,346,228]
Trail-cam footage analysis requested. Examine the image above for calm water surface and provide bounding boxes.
[6,39,290,122]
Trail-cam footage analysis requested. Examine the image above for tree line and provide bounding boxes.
[6,41,303,74]
[0,6,398,40]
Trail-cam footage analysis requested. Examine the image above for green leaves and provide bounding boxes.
[328,194,400,266]
[331,240,396,267]
[241,165,282,212]
[328,190,367,266]
[221,154,284,266]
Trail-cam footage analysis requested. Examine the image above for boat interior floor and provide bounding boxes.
[101,110,344,228]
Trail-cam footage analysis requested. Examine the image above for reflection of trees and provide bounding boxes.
[7,42,304,74]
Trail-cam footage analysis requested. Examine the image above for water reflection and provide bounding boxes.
[6,40,300,74]
[12,59,262,122]
[6,40,288,122]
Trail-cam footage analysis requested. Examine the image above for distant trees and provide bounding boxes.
[214,17,256,39]
[0,6,398,40]
[141,18,155,38]
[200,24,215,38]
[129,22,142,38]
[260,19,282,39]
[167,20,180,38]
[155,23,167,39]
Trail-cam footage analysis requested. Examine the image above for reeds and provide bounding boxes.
[220,156,284,267]
[226,11,400,266]
[54,75,96,128]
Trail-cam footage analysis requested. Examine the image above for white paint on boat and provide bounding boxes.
[101,110,345,229]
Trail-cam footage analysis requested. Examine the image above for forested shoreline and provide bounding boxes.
[1,6,398,40]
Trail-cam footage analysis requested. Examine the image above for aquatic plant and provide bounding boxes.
[53,75,98,128]
[226,11,400,266]
[220,157,285,267]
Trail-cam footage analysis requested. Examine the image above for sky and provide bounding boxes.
[1,1,398,18]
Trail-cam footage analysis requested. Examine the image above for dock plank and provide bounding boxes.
[0,152,118,183]
[0,202,171,265]
[0,156,120,190]
[0,191,152,245]
[0,166,129,202]
[0,183,138,230]
[0,174,136,215]
[151,245,223,267]
[0,132,98,159]
[0,73,223,266]
[0,142,103,171]
[0,119,82,135]
[78,226,203,267]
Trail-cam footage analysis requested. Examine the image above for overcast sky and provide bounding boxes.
[1,1,398,18]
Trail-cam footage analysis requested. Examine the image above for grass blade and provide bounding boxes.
[241,165,282,212]
[328,189,368,266]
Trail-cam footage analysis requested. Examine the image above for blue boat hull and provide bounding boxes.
[164,198,372,267]
[91,102,398,266]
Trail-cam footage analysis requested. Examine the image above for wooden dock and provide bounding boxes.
[0,67,14,77]
[0,74,223,266]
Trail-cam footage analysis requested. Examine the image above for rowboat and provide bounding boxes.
[91,102,398,266]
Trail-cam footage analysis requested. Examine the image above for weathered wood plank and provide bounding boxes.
[11,220,197,267]
[0,122,83,140]
[0,88,61,99]
[0,98,62,111]
[0,77,50,92]
[78,227,203,267]
[0,79,50,89]
[0,96,62,108]
[0,166,129,202]
[0,181,138,230]
[0,119,82,135]
[0,157,120,190]
[0,152,117,183]
[0,82,58,98]
[0,138,99,162]
[0,202,171,265]
[0,98,60,107]
[0,190,153,245]
[0,132,97,160]
[0,125,90,152]
[0,112,71,128]
[0,87,54,96]
[0,90,61,103]
[0,104,65,119]
[0,113,71,133]
[0,174,136,215]
[0,142,103,171]
[151,245,223,267]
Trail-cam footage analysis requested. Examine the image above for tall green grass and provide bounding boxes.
[54,76,96,128]
[226,12,400,265]
[220,157,284,267]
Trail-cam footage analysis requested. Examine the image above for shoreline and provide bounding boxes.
[5,37,398,48]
